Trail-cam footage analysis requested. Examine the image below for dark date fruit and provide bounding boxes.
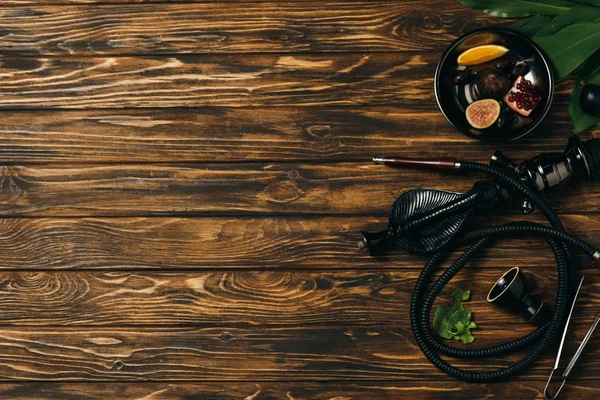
[580,83,600,117]
[496,105,517,130]
[509,61,530,80]
[453,69,472,85]
[495,54,513,71]
[495,103,530,130]
[495,113,506,129]
[512,114,533,129]
[475,68,511,100]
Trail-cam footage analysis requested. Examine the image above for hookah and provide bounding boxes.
[358,134,600,389]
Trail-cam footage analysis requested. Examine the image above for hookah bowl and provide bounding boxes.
[487,267,543,321]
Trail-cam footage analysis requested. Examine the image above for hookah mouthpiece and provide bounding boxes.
[373,156,460,170]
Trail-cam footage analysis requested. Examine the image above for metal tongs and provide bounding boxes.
[544,276,600,399]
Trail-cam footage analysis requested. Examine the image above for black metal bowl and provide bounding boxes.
[434,27,554,142]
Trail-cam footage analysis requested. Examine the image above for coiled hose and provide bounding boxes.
[410,161,600,382]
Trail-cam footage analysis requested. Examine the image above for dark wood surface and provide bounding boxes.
[0,1,598,399]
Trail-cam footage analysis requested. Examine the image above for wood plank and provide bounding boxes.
[0,324,594,381]
[0,54,582,111]
[0,215,598,270]
[0,106,595,164]
[0,55,583,111]
[0,2,508,56]
[0,53,436,109]
[0,381,598,400]
[0,269,596,326]
[0,163,599,216]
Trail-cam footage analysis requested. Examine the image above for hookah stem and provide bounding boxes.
[407,160,600,383]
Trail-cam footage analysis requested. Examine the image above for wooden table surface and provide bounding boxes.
[0,1,599,399]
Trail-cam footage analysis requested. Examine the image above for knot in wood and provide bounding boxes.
[422,15,442,30]
[264,180,305,204]
[220,332,233,342]
[306,125,331,139]
[0,167,25,204]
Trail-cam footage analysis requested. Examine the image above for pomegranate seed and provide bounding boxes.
[506,77,540,113]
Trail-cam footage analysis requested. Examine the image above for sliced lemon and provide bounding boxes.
[457,45,509,66]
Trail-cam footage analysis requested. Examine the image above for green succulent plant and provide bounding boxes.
[433,288,477,344]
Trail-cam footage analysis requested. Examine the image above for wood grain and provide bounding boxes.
[0,215,598,270]
[0,107,595,164]
[0,0,597,395]
[0,163,598,216]
[0,381,598,400]
[0,53,437,109]
[0,2,508,56]
[0,269,596,326]
[0,324,594,381]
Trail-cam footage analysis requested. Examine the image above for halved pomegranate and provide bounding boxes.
[503,76,540,117]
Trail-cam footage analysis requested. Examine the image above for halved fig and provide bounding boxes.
[503,76,540,117]
[466,99,500,129]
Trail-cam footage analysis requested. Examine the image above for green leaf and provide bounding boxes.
[511,15,553,36]
[535,5,600,37]
[449,320,465,335]
[451,288,471,302]
[535,22,600,79]
[574,0,600,6]
[433,306,454,339]
[456,0,578,17]
[433,298,478,343]
[458,332,475,344]
[570,51,600,131]
[449,309,470,327]
[449,302,464,313]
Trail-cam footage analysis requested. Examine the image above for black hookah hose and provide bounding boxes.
[410,160,600,382]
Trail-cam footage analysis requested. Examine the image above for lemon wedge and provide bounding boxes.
[457,45,509,66]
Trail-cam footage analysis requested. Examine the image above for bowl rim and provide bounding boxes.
[434,26,555,142]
